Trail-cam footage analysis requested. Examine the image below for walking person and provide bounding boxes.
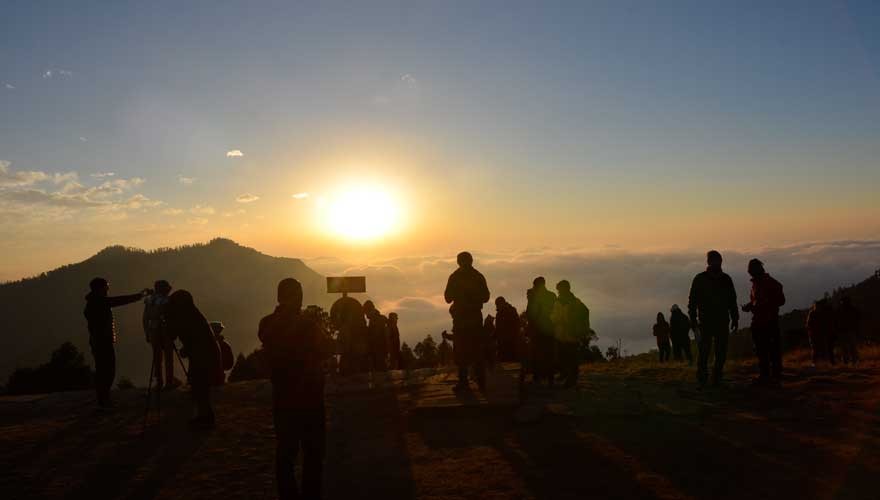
[444,251,491,391]
[259,278,328,500]
[688,250,739,387]
[653,313,672,363]
[670,305,693,364]
[83,278,151,408]
[741,259,786,385]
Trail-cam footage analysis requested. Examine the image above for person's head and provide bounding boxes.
[533,276,546,289]
[556,280,571,294]
[388,312,398,324]
[671,304,681,314]
[707,250,723,270]
[154,280,172,296]
[89,277,109,296]
[210,321,225,336]
[457,251,474,268]
[657,312,665,323]
[168,289,195,309]
[747,258,765,278]
[363,300,377,315]
[277,278,303,308]
[495,296,507,309]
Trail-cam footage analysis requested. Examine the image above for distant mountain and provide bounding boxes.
[0,238,327,385]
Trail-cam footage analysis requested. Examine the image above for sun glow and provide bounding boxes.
[320,183,404,242]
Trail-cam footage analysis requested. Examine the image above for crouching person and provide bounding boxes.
[166,290,222,429]
[259,278,327,500]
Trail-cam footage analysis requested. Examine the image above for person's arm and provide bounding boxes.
[108,292,146,308]
[687,276,700,326]
[478,274,490,305]
[444,275,455,304]
[727,275,740,330]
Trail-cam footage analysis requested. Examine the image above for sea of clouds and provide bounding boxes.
[308,240,880,355]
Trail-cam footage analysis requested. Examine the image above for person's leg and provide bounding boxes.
[684,339,693,365]
[91,342,108,405]
[713,326,729,385]
[273,410,300,500]
[752,327,769,379]
[302,408,326,500]
[697,330,712,385]
[164,340,176,384]
[151,340,164,387]
[768,323,782,379]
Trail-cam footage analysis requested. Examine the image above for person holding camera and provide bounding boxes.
[84,277,152,408]
[143,280,181,390]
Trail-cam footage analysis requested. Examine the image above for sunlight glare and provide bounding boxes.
[321,184,403,242]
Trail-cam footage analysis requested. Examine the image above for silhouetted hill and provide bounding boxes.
[0,238,327,386]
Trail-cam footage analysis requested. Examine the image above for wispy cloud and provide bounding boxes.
[42,68,73,79]
[187,217,209,226]
[91,172,115,179]
[189,204,215,215]
[162,208,184,216]
[3,83,14,90]
[0,161,49,187]
[236,193,259,203]
[291,192,310,200]
[79,137,87,142]
[177,175,196,185]
[222,209,246,217]
[226,150,244,158]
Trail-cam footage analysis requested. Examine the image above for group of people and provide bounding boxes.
[330,294,401,375]
[652,305,694,364]
[806,295,861,366]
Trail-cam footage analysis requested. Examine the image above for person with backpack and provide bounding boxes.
[210,321,235,383]
[363,301,389,373]
[670,305,693,364]
[166,290,222,429]
[550,280,590,388]
[84,277,151,408]
[143,280,181,390]
[259,278,328,500]
[652,313,672,363]
[742,259,786,384]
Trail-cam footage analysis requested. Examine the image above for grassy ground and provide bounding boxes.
[2,348,880,500]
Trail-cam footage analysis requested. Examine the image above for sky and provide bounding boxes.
[2,1,880,343]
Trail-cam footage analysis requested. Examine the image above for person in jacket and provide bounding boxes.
[550,280,590,387]
[330,293,368,376]
[653,313,672,363]
[166,290,222,429]
[806,299,835,366]
[495,297,521,363]
[527,277,557,386]
[444,251,491,391]
[836,297,861,365]
[669,305,692,365]
[387,312,402,370]
[688,250,739,387]
[83,277,150,408]
[742,259,786,384]
[363,300,389,373]
[143,280,181,390]
[259,278,328,500]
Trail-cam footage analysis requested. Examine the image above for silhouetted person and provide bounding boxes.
[741,259,786,384]
[143,280,180,390]
[83,278,150,408]
[836,297,861,365]
[444,251,490,391]
[550,280,590,388]
[527,277,557,386]
[259,278,327,500]
[166,290,222,429]
[806,299,835,366]
[483,315,497,370]
[363,300,389,373]
[330,293,367,375]
[669,305,692,364]
[494,296,520,362]
[688,250,739,387]
[388,312,401,370]
[653,313,672,363]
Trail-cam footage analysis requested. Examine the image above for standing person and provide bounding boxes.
[444,251,491,391]
[742,259,786,384]
[83,278,150,408]
[494,297,520,362]
[330,293,367,376]
[550,280,590,388]
[836,297,861,365]
[387,312,402,370]
[806,299,835,366]
[688,250,739,387]
[259,278,327,500]
[166,290,222,429]
[653,313,672,363]
[363,301,389,373]
[143,280,181,390]
[483,315,497,370]
[527,277,557,386]
[669,305,693,365]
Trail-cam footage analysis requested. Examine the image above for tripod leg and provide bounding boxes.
[143,358,155,434]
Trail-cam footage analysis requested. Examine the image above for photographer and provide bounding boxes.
[143,280,181,390]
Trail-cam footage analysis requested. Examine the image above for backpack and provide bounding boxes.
[218,337,234,371]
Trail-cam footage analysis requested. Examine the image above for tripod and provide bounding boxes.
[142,341,190,433]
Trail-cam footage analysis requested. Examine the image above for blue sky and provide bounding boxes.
[1,1,880,280]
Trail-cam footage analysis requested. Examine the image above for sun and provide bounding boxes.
[320,183,403,242]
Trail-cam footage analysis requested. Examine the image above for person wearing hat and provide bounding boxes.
[742,259,786,384]
[84,277,152,408]
[143,279,181,390]
[669,304,693,365]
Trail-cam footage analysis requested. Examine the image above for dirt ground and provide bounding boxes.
[2,351,880,500]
